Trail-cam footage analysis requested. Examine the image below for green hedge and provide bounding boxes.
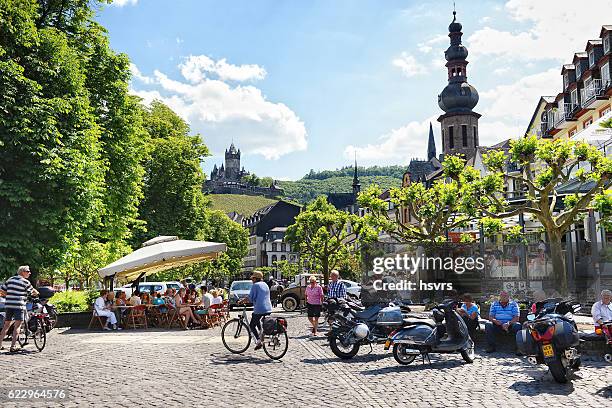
[50,290,100,313]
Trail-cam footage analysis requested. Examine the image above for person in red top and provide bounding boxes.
[305,275,324,336]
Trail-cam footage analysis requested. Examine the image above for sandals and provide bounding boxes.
[9,346,19,353]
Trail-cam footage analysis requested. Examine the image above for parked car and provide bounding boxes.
[116,281,182,298]
[341,280,361,299]
[229,280,253,310]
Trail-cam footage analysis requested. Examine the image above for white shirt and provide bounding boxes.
[202,293,213,308]
[592,301,612,324]
[129,296,141,306]
[212,296,222,305]
[94,296,107,313]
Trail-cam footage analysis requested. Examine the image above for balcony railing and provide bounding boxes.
[581,79,604,106]
[553,103,575,127]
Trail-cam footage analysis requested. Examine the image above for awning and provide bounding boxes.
[98,236,227,282]
[571,111,612,145]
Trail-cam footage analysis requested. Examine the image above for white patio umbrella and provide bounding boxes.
[98,236,227,282]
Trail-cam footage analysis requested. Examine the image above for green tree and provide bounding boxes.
[358,156,485,242]
[200,210,249,277]
[135,101,210,244]
[0,0,108,280]
[286,196,378,285]
[479,136,612,295]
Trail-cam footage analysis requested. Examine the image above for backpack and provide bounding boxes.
[262,316,287,335]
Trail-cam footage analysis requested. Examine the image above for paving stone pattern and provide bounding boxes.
[0,311,610,407]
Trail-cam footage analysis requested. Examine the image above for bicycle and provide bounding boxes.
[221,305,288,360]
[17,297,47,352]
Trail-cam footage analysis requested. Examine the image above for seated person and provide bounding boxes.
[211,290,222,306]
[94,290,120,330]
[174,288,198,328]
[456,293,479,339]
[485,290,521,353]
[592,289,612,336]
[129,291,142,306]
[114,291,129,324]
[141,292,151,305]
[530,290,547,314]
[152,293,167,312]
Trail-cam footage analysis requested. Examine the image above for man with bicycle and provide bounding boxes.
[0,266,39,353]
[240,270,272,350]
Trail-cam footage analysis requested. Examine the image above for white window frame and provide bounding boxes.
[563,73,569,88]
[589,50,595,66]
[605,36,610,54]
[571,88,578,106]
[602,62,610,86]
[576,63,581,78]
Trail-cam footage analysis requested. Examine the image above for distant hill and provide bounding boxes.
[279,175,401,204]
[208,194,278,217]
[302,165,406,180]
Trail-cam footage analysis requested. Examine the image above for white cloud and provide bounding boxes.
[417,34,448,54]
[112,0,138,6]
[392,52,428,77]
[130,58,307,160]
[176,37,184,45]
[129,63,154,84]
[493,67,510,76]
[479,16,491,24]
[480,68,559,123]
[345,117,437,163]
[179,55,267,83]
[468,0,612,61]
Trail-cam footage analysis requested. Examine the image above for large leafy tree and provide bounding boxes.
[358,156,487,243]
[0,0,110,280]
[286,196,378,285]
[135,101,210,244]
[479,136,612,295]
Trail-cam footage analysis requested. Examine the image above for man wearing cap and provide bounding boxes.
[241,270,273,350]
[0,266,39,352]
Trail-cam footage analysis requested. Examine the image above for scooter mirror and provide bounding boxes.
[527,313,536,321]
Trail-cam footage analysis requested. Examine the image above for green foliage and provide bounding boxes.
[134,101,210,244]
[303,165,406,180]
[459,233,475,243]
[209,194,278,217]
[280,176,401,204]
[479,217,505,238]
[273,259,301,280]
[49,290,89,313]
[286,196,378,284]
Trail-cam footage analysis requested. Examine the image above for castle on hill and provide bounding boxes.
[204,143,283,198]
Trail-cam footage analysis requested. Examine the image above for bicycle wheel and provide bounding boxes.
[222,318,251,354]
[33,319,46,352]
[263,328,288,360]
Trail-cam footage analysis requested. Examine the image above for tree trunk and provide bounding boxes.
[548,232,568,296]
[322,257,329,286]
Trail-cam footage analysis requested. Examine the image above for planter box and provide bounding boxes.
[57,311,92,329]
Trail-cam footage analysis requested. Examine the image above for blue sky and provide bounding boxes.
[97,0,612,180]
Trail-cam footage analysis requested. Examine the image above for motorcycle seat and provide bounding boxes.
[354,306,381,321]
[403,318,435,328]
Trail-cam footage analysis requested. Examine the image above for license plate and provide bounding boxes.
[384,339,391,350]
[542,344,554,357]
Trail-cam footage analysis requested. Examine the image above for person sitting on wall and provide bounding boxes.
[485,290,521,353]
[592,289,612,336]
[457,293,479,339]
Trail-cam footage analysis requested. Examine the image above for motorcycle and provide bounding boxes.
[516,299,581,383]
[384,300,475,365]
[327,299,416,359]
[597,320,612,363]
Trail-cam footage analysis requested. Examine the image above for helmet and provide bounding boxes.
[353,323,370,340]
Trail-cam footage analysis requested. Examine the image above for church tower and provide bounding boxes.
[352,156,361,196]
[437,10,480,160]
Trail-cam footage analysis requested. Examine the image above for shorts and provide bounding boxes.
[5,308,25,321]
[307,303,322,318]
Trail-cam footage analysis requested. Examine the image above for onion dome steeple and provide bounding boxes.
[438,11,479,114]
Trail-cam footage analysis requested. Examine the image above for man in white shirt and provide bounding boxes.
[129,291,142,306]
[94,290,119,330]
[591,289,612,328]
[201,286,213,309]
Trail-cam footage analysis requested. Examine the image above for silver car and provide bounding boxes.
[229,280,253,310]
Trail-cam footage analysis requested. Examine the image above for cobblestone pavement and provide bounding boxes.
[0,310,610,407]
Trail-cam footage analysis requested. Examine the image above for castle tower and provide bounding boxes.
[437,11,480,160]
[224,143,241,181]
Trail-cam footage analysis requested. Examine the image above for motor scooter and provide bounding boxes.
[384,300,475,365]
[595,320,612,363]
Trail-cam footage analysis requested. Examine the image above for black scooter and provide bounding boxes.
[384,300,476,365]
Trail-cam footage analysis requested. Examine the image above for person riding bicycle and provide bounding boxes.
[0,265,39,352]
[240,270,272,350]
